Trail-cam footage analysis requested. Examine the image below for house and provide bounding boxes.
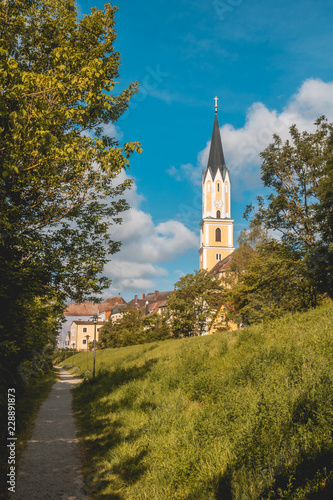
[67,320,105,351]
[110,304,127,323]
[127,290,173,315]
[59,295,127,347]
[209,304,238,334]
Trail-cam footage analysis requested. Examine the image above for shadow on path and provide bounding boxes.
[15,367,87,500]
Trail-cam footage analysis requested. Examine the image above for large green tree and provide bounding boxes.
[226,240,319,325]
[245,117,333,298]
[167,270,224,337]
[99,309,145,348]
[0,1,140,392]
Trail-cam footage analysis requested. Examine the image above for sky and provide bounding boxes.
[78,0,333,302]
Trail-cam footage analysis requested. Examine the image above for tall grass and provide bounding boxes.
[66,303,333,499]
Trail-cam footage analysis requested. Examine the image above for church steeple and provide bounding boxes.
[199,98,234,271]
[206,113,227,181]
[204,99,227,182]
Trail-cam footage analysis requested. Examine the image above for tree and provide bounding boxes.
[167,270,224,337]
[0,1,140,396]
[226,240,319,326]
[99,309,145,348]
[142,312,171,342]
[244,117,332,250]
[245,117,333,298]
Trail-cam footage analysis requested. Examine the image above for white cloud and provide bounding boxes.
[169,78,333,197]
[167,163,202,186]
[104,174,198,295]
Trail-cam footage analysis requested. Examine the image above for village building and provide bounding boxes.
[59,295,127,347]
[127,290,173,315]
[109,304,127,323]
[66,320,105,351]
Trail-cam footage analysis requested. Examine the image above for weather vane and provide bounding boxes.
[214,96,218,113]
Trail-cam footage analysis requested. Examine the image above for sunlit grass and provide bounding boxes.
[66,303,333,499]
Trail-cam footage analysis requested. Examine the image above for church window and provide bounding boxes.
[217,182,220,192]
[216,210,221,218]
[216,253,222,260]
[215,227,221,242]
[207,182,211,192]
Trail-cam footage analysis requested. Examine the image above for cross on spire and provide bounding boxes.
[214,96,218,113]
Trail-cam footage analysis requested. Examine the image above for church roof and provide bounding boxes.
[204,111,227,181]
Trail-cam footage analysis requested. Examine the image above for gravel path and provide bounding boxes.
[15,367,87,500]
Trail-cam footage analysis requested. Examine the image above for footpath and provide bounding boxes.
[14,367,87,500]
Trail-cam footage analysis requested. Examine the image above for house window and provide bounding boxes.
[215,227,221,242]
[97,328,100,332]
[82,339,87,345]
[82,327,87,333]
[216,210,221,218]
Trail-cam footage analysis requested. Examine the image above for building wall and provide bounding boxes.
[200,164,234,272]
[70,323,103,351]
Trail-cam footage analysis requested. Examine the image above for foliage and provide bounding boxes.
[244,118,333,301]
[245,117,332,250]
[237,220,270,250]
[67,302,333,499]
[0,1,139,400]
[167,270,224,337]
[99,309,145,348]
[99,309,171,349]
[219,241,257,291]
[142,312,171,342]
[226,240,319,325]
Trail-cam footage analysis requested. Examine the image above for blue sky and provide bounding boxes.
[78,0,333,301]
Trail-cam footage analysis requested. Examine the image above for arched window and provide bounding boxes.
[225,184,228,193]
[217,182,220,192]
[216,210,221,219]
[215,227,221,242]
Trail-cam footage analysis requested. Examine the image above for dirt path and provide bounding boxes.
[15,367,87,500]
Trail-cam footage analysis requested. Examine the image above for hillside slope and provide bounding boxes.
[63,302,333,499]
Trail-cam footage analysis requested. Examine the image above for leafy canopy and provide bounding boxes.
[167,270,224,337]
[0,0,140,393]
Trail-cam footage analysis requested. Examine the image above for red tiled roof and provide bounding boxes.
[149,300,168,313]
[210,253,233,275]
[155,291,173,301]
[64,296,127,315]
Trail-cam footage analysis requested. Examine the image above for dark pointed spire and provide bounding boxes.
[205,98,227,181]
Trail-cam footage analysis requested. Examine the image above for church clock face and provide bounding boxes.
[215,200,223,209]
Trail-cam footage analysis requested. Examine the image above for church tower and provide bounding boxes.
[199,98,234,271]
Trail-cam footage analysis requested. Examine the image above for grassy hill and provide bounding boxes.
[62,302,333,499]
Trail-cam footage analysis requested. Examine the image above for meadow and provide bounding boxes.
[62,302,333,499]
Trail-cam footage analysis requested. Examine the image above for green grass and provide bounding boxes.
[0,368,58,500]
[65,303,333,499]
